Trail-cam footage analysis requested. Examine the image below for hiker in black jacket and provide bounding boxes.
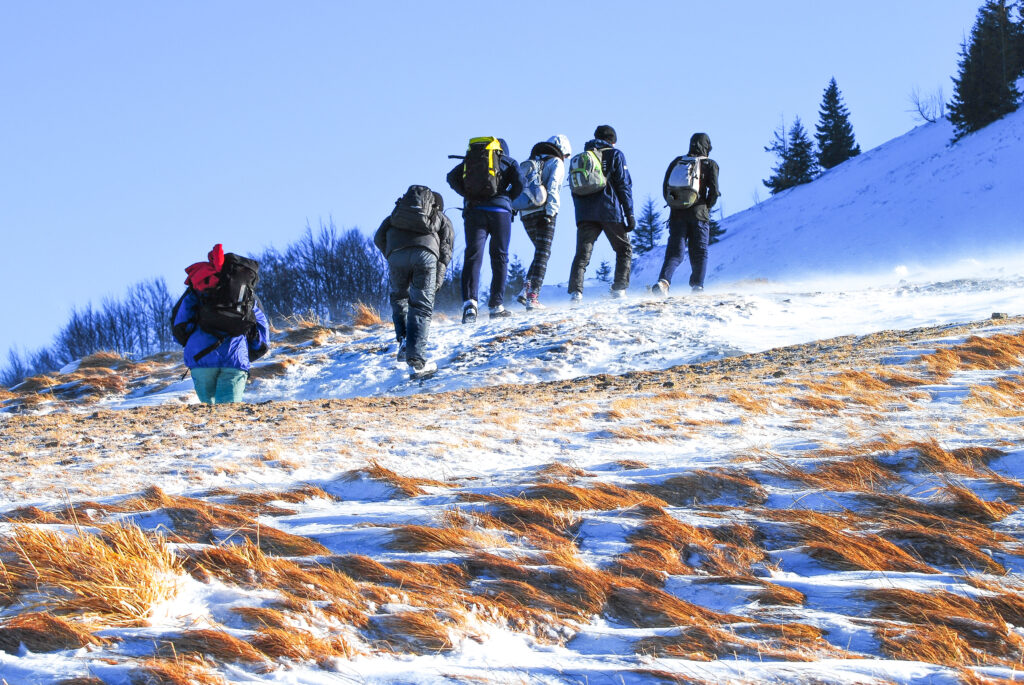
[652,133,720,295]
[568,125,635,301]
[374,188,454,377]
[446,138,522,323]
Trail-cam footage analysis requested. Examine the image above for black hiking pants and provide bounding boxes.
[461,208,512,308]
[659,212,710,289]
[388,247,437,364]
[568,220,632,294]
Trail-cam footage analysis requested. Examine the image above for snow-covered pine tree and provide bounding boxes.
[504,254,527,300]
[815,77,861,169]
[596,260,612,283]
[949,0,1024,140]
[763,117,819,194]
[631,196,664,263]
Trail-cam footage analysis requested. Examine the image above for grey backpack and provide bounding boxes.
[511,158,548,211]
[664,156,705,209]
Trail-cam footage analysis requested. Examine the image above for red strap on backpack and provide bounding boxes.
[184,243,225,291]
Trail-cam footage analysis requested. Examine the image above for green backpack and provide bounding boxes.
[568,148,608,196]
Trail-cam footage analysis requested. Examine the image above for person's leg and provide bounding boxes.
[524,213,555,292]
[486,211,511,309]
[388,253,413,343]
[461,210,488,305]
[190,367,218,404]
[603,222,633,291]
[405,250,438,364]
[568,222,602,294]
[214,368,249,404]
[687,217,711,288]
[658,212,687,284]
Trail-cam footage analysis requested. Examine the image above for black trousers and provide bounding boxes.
[568,221,632,294]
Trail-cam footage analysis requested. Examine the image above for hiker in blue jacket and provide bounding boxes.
[173,294,269,404]
[568,125,635,301]
[446,138,523,324]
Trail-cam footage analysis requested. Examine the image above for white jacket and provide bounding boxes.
[521,155,565,218]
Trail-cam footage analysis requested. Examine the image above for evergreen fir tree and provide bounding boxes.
[815,77,861,169]
[504,254,527,300]
[763,117,819,194]
[596,260,612,283]
[949,0,1023,140]
[631,196,664,261]
[708,211,726,245]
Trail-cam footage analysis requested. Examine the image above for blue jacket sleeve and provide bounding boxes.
[249,304,270,353]
[172,291,198,345]
[610,149,634,219]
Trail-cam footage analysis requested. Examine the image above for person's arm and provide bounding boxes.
[703,160,720,210]
[609,149,634,224]
[373,218,390,255]
[436,215,454,291]
[248,303,271,356]
[504,159,523,200]
[446,162,465,197]
[544,158,565,218]
[172,293,198,345]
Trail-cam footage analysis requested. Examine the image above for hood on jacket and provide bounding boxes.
[547,134,571,158]
[584,138,615,151]
[689,133,711,157]
[529,141,562,159]
[498,138,510,156]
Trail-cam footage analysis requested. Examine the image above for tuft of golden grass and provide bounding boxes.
[158,629,266,663]
[373,610,460,653]
[249,626,353,661]
[636,469,767,506]
[774,455,902,493]
[280,324,333,347]
[793,394,847,414]
[520,481,666,512]
[248,357,299,380]
[0,612,107,653]
[535,462,594,481]
[2,523,183,626]
[352,301,385,327]
[727,389,771,414]
[615,459,649,470]
[935,482,1017,523]
[76,351,124,369]
[922,332,1024,380]
[54,678,107,685]
[869,588,1024,666]
[388,523,506,553]
[342,461,451,498]
[767,510,935,574]
[907,439,1004,477]
[131,656,227,685]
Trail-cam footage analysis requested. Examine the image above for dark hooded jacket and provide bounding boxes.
[663,133,720,222]
[446,138,522,213]
[572,139,634,224]
[374,192,454,266]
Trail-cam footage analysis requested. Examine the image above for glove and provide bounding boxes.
[625,214,636,232]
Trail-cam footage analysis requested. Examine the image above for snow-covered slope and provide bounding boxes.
[637,109,1024,287]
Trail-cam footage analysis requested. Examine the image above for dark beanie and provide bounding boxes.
[594,124,616,144]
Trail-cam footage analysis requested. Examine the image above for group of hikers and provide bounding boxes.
[172,125,720,402]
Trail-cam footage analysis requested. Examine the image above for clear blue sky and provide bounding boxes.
[0,1,980,360]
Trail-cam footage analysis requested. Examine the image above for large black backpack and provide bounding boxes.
[390,185,442,234]
[171,253,266,361]
[462,137,503,200]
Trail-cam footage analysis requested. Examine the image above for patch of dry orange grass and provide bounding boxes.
[249,626,354,661]
[227,484,335,511]
[935,482,1017,523]
[636,618,835,663]
[793,394,847,414]
[342,461,450,497]
[2,505,63,524]
[374,610,462,653]
[248,357,299,380]
[330,554,468,594]
[54,678,106,685]
[132,656,226,685]
[158,629,266,663]
[615,459,649,470]
[521,481,666,511]
[774,455,902,493]
[280,324,333,346]
[767,510,935,573]
[2,523,183,626]
[0,612,107,653]
[389,523,506,553]
[352,301,384,327]
[727,389,771,414]
[13,374,60,393]
[636,469,768,506]
[535,462,594,480]
[605,425,670,442]
[868,588,1024,666]
[232,606,294,630]
[966,376,1024,415]
[907,439,1005,477]
[922,332,1024,380]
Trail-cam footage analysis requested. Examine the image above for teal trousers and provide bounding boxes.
[191,367,248,404]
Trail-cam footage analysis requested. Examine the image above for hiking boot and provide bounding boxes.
[691,285,704,293]
[408,359,437,378]
[462,300,478,324]
[526,292,545,310]
[569,291,583,306]
[609,287,627,299]
[396,338,407,362]
[651,279,670,297]
[489,304,512,319]
[516,287,530,308]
